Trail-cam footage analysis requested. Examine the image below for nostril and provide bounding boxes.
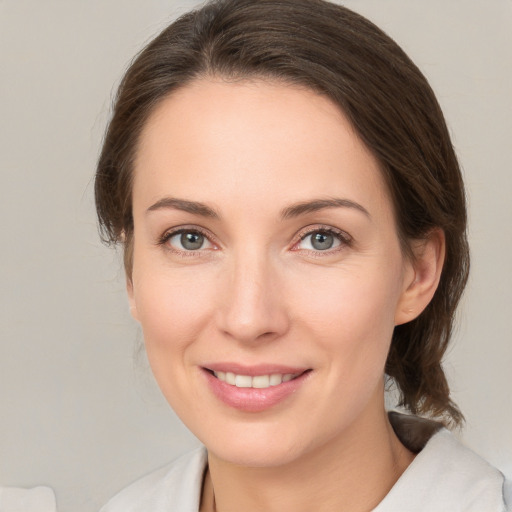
[257,331,278,340]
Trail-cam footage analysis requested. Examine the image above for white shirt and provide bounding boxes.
[100,414,511,512]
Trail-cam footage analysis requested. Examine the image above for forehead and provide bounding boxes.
[133,78,391,217]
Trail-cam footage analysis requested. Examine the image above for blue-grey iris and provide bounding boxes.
[181,232,204,250]
[311,232,334,250]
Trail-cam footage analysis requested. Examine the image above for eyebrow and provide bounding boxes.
[146,197,219,218]
[280,198,370,219]
[146,196,370,220]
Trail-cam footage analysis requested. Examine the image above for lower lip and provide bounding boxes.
[202,369,311,412]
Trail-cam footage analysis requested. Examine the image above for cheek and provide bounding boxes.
[132,264,218,356]
[131,264,220,417]
[291,261,404,360]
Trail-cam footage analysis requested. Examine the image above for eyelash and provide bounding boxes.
[293,225,353,255]
[157,226,217,257]
[157,225,352,256]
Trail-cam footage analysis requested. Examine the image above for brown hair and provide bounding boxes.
[95,0,469,426]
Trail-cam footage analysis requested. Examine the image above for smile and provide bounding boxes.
[212,371,301,389]
[203,366,311,412]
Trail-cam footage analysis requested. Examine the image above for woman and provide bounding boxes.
[95,0,510,510]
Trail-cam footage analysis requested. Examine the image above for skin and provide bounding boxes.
[128,79,445,512]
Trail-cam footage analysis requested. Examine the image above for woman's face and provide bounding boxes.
[129,79,417,467]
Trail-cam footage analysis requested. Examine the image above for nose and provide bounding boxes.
[215,252,290,344]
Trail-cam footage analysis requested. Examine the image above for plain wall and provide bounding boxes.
[0,1,510,511]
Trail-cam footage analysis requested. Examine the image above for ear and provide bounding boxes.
[126,276,140,322]
[394,229,445,326]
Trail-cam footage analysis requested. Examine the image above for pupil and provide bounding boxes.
[311,232,333,250]
[181,232,204,250]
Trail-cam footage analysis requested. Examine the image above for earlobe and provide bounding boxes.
[126,277,139,322]
[394,229,445,326]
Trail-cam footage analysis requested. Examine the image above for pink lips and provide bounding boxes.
[201,363,311,413]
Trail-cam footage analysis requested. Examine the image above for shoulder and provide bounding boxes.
[379,413,511,511]
[99,446,207,512]
[420,429,509,510]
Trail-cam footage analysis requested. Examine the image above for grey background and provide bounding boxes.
[1,1,511,511]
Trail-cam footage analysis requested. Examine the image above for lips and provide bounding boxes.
[202,363,311,412]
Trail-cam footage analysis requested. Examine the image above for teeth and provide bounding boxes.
[235,375,252,388]
[269,374,283,386]
[252,375,270,388]
[213,371,299,389]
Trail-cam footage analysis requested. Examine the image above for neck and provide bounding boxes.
[201,402,415,512]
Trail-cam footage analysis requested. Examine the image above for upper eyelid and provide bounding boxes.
[295,225,352,242]
[162,225,210,236]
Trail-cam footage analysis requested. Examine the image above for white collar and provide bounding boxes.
[102,414,509,511]
[375,414,507,511]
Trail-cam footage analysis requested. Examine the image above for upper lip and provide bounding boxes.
[203,362,310,376]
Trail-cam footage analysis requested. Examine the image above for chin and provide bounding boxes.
[197,418,326,469]
[209,440,303,468]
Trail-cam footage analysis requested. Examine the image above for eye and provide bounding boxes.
[165,230,214,251]
[295,228,350,252]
